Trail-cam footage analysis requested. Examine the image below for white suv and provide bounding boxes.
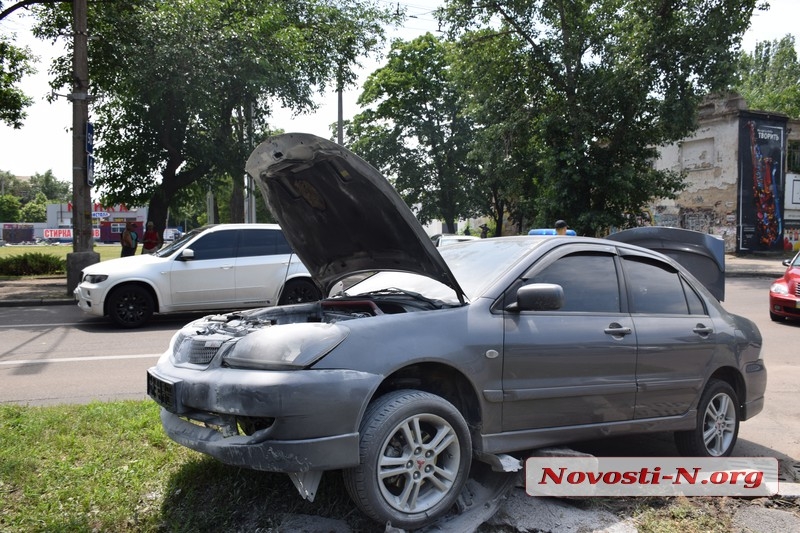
[74,224,319,327]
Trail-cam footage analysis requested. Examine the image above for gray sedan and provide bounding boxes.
[147,133,766,530]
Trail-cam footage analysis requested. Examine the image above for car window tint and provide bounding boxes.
[238,229,279,258]
[622,256,688,314]
[276,231,292,255]
[528,253,620,312]
[188,230,237,260]
[681,277,707,315]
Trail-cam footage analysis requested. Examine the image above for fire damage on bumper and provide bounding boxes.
[148,365,380,474]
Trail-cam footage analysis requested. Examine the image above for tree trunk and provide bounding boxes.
[230,173,244,223]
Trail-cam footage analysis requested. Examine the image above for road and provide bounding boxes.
[1,277,798,467]
[0,306,206,405]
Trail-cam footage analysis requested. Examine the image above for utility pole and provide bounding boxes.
[65,0,99,295]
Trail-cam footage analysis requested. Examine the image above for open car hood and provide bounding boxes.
[607,226,726,301]
[245,133,466,302]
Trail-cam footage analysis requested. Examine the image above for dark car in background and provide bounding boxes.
[769,250,800,321]
[147,133,767,530]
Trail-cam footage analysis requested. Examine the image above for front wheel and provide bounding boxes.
[278,279,321,305]
[343,390,471,530]
[107,284,154,328]
[675,379,739,457]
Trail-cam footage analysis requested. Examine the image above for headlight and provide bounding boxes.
[223,323,349,370]
[83,274,108,283]
[770,282,789,296]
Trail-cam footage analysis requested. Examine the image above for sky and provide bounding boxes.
[0,0,798,184]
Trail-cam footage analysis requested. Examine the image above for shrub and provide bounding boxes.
[0,252,66,276]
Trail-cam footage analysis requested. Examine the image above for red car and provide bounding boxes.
[769,250,800,321]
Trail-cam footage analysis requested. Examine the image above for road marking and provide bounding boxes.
[0,354,160,366]
[0,322,86,329]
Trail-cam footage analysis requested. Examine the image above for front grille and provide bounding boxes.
[147,371,178,411]
[795,282,800,297]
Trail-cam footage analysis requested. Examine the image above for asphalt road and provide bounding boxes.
[1,277,797,469]
[0,306,205,405]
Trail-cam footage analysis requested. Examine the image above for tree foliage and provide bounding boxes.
[0,193,20,221]
[33,0,395,238]
[735,34,800,119]
[0,1,35,128]
[30,169,70,202]
[19,191,47,221]
[346,34,478,233]
[438,0,759,236]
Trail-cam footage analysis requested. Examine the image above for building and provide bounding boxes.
[652,93,800,254]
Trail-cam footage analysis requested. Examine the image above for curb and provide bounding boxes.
[0,298,75,307]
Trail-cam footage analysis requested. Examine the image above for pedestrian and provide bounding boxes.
[141,221,161,254]
[120,221,138,257]
[555,220,569,236]
[479,224,490,239]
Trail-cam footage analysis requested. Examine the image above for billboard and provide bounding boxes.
[738,113,787,252]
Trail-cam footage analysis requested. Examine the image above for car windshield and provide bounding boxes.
[154,227,206,257]
[344,237,547,304]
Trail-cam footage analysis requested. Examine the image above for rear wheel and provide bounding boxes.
[675,379,739,457]
[343,390,471,530]
[107,284,154,328]
[278,279,321,305]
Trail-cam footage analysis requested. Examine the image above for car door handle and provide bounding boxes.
[604,323,632,337]
[693,324,713,336]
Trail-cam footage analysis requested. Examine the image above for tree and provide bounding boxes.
[19,191,46,221]
[443,0,759,236]
[0,1,35,128]
[450,29,543,235]
[0,193,21,221]
[30,169,70,202]
[34,0,395,238]
[0,170,28,198]
[735,34,800,119]
[346,34,478,233]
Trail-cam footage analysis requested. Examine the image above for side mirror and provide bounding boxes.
[783,258,791,267]
[179,248,195,260]
[506,283,564,312]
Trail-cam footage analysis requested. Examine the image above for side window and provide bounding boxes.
[622,256,690,314]
[276,231,292,255]
[186,230,236,260]
[238,229,278,258]
[682,277,707,315]
[527,253,621,312]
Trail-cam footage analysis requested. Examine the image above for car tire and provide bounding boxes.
[278,278,321,305]
[107,284,154,328]
[343,390,471,530]
[675,379,739,457]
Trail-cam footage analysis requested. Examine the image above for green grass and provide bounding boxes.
[0,245,121,264]
[2,401,790,532]
[0,401,382,533]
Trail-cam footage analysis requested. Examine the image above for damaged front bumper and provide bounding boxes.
[147,365,381,473]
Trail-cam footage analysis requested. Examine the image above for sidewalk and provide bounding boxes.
[0,254,789,307]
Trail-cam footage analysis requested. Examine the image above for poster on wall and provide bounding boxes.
[738,113,787,252]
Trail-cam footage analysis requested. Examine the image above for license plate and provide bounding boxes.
[147,371,178,411]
